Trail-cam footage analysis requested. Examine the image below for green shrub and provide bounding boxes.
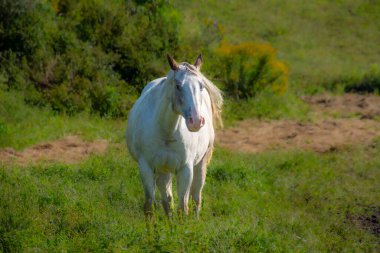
[0,0,181,117]
[0,0,44,56]
[321,64,380,94]
[215,41,288,99]
[344,65,380,93]
[112,1,181,91]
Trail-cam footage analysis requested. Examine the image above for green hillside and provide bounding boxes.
[174,0,380,91]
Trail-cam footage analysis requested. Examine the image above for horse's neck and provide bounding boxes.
[154,82,180,138]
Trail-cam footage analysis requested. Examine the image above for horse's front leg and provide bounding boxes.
[176,164,193,215]
[191,147,212,219]
[191,162,207,219]
[156,172,173,217]
[138,158,155,217]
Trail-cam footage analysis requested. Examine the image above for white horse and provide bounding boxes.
[126,54,223,217]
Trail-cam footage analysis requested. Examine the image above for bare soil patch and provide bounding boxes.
[218,94,380,153]
[217,119,380,153]
[347,206,380,237]
[303,93,380,119]
[0,135,108,165]
[1,94,379,163]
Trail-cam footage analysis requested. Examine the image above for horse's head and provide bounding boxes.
[167,54,205,132]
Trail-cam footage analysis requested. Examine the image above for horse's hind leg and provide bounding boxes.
[138,158,155,217]
[156,172,173,216]
[191,147,212,218]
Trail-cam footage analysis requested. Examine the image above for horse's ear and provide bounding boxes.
[167,54,179,71]
[194,54,203,70]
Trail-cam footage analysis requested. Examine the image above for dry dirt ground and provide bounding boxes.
[217,94,380,153]
[302,93,380,119]
[1,94,379,165]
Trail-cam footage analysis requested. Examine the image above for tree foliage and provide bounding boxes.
[0,0,291,116]
[0,0,180,117]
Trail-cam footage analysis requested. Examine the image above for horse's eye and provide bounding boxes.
[176,84,181,91]
[200,83,204,91]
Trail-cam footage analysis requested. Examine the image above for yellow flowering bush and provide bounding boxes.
[216,41,288,98]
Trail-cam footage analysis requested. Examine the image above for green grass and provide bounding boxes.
[1,1,379,251]
[1,1,380,245]
[1,143,379,252]
[0,89,125,149]
[0,87,310,141]
[174,0,380,92]
[0,88,379,251]
[223,90,310,126]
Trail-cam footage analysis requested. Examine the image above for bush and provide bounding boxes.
[321,64,380,94]
[0,0,180,117]
[344,65,380,93]
[0,0,291,117]
[215,41,288,99]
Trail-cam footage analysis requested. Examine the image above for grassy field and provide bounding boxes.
[0,90,124,150]
[1,132,379,252]
[174,0,380,92]
[1,0,380,252]
[1,89,379,252]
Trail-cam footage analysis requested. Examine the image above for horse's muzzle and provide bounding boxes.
[186,115,205,132]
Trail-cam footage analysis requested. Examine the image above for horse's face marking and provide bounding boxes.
[173,70,205,132]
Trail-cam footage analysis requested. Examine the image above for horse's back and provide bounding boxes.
[129,77,165,125]
[126,78,166,160]
[141,77,166,95]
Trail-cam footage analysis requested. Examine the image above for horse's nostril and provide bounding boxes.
[201,116,205,125]
[189,117,193,124]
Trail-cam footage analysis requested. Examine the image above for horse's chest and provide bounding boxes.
[138,124,211,173]
[151,142,186,173]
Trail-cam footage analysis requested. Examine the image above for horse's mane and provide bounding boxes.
[177,62,223,129]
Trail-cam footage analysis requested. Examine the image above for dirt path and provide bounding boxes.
[0,136,108,165]
[303,93,380,119]
[218,94,380,153]
[217,118,380,153]
[1,94,379,164]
